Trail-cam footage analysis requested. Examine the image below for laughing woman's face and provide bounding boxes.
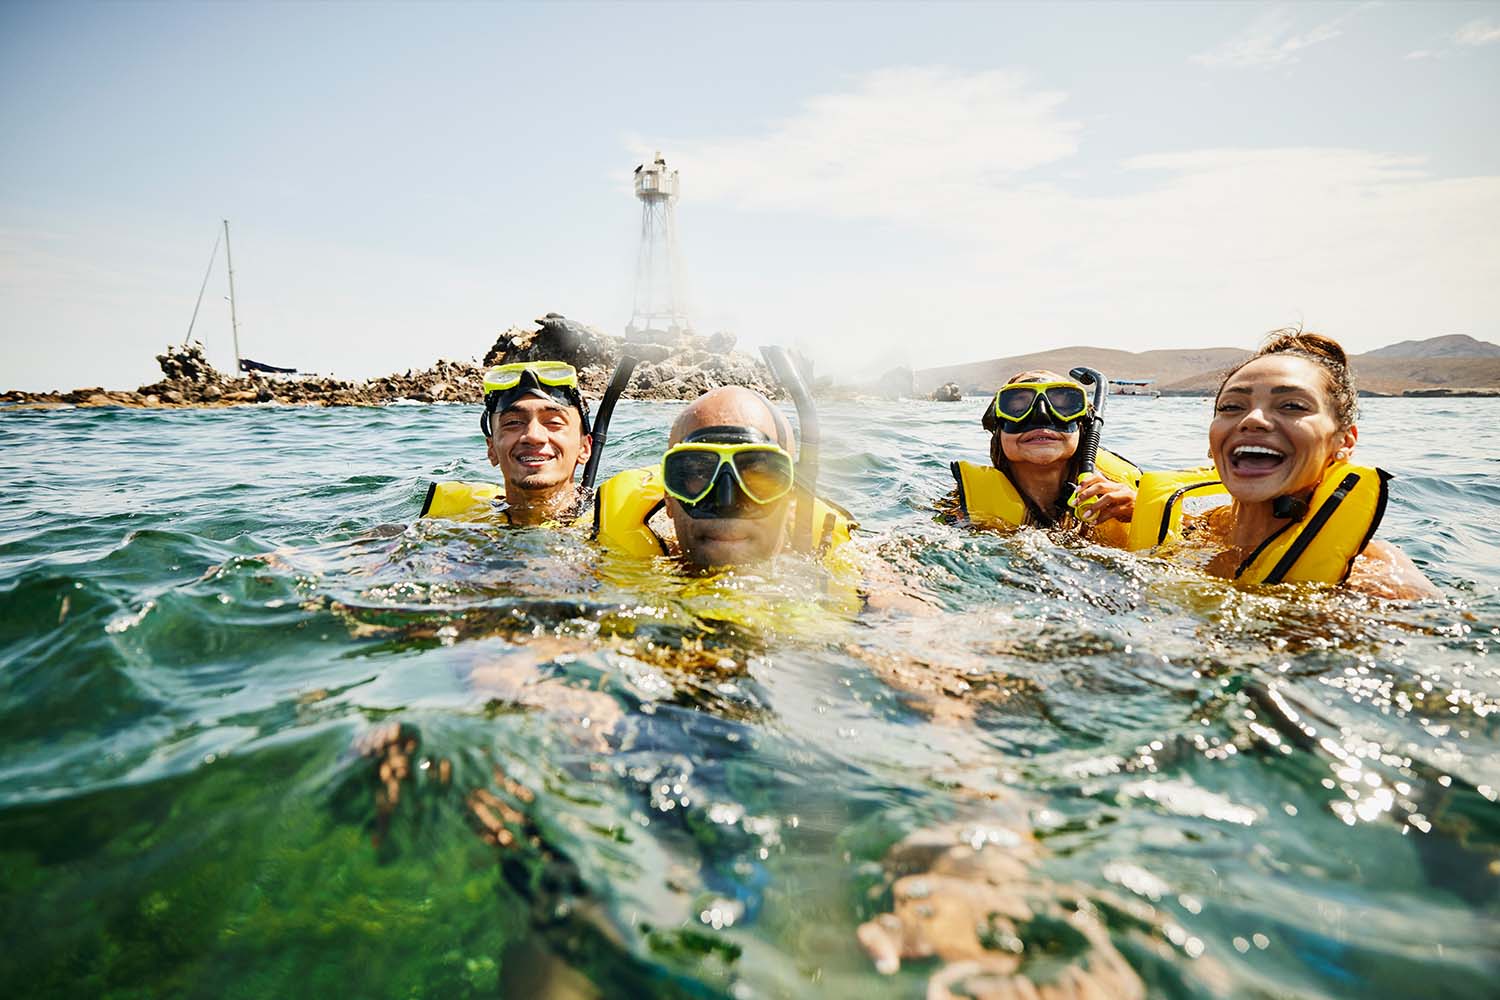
[1210,354,1357,505]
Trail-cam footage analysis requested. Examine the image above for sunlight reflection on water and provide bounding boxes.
[0,398,1497,998]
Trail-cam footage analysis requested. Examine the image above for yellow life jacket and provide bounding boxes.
[1129,460,1391,585]
[418,480,590,529]
[950,449,1142,548]
[593,466,857,560]
[419,480,505,521]
[1124,468,1227,551]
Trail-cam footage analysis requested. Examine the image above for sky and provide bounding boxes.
[1,0,1497,391]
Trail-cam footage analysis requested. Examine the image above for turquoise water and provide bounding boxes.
[1,398,1497,998]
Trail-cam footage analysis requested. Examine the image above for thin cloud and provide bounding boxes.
[1394,17,1497,64]
[1191,7,1356,70]
[1455,18,1500,46]
[637,67,1080,221]
[639,68,1500,370]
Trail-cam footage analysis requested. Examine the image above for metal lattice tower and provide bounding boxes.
[627,152,692,337]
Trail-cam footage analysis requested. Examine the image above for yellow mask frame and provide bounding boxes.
[659,442,796,506]
[992,381,1090,423]
[482,361,579,394]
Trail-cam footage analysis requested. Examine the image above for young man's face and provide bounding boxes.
[487,397,591,493]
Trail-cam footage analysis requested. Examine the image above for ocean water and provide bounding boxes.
[1,397,1497,999]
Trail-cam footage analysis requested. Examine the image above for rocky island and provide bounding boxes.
[9,322,1499,409]
[0,314,784,408]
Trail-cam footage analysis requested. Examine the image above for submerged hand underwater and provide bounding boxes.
[1,342,1497,998]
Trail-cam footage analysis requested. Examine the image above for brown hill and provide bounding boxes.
[1348,356,1500,395]
[1363,333,1500,359]
[916,336,1500,398]
[1157,355,1500,395]
[914,346,1248,395]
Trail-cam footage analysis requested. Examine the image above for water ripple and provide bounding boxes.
[1,398,1497,998]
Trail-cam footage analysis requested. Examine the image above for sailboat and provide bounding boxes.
[184,220,298,375]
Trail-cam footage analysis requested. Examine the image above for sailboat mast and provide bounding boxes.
[184,231,221,345]
[222,219,242,374]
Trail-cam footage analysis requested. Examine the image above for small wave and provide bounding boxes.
[3,397,1500,997]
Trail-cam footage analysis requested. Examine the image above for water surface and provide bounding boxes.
[1,398,1497,998]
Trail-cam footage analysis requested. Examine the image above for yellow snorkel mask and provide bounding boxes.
[991,381,1090,428]
[483,361,579,394]
[479,361,591,436]
[660,426,795,520]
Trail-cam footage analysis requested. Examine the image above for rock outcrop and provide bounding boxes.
[1,313,784,408]
[479,313,779,401]
[930,382,963,402]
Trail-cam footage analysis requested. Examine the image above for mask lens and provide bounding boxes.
[530,362,578,385]
[732,450,794,503]
[483,362,579,394]
[997,387,1040,419]
[664,450,724,502]
[484,368,523,392]
[1044,386,1086,418]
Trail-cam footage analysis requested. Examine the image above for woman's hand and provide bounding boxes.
[1071,472,1136,525]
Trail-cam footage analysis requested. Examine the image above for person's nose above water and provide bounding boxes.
[517,413,551,447]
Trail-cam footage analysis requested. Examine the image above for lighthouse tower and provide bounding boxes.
[626,152,692,339]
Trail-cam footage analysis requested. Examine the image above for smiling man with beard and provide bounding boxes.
[482,362,594,525]
[419,361,593,526]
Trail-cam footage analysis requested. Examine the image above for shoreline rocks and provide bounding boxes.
[1401,387,1500,398]
[0,313,785,409]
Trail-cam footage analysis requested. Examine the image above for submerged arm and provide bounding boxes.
[1346,539,1439,600]
[857,544,943,616]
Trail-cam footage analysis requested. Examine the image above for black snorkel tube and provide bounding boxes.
[580,354,641,489]
[1067,366,1109,502]
[760,345,818,553]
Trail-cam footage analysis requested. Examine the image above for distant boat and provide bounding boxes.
[1111,379,1160,398]
[184,220,299,376]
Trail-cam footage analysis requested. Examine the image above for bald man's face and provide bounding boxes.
[666,389,795,568]
[667,489,791,568]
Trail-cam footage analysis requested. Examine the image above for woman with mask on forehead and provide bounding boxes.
[944,369,1141,546]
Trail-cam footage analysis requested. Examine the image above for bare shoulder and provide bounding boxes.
[1347,539,1440,600]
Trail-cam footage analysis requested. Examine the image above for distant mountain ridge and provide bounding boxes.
[912,335,1500,397]
[915,346,1249,394]
[1361,334,1500,359]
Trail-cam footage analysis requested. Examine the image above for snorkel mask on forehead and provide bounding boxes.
[660,425,795,520]
[479,362,592,437]
[990,380,1089,435]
